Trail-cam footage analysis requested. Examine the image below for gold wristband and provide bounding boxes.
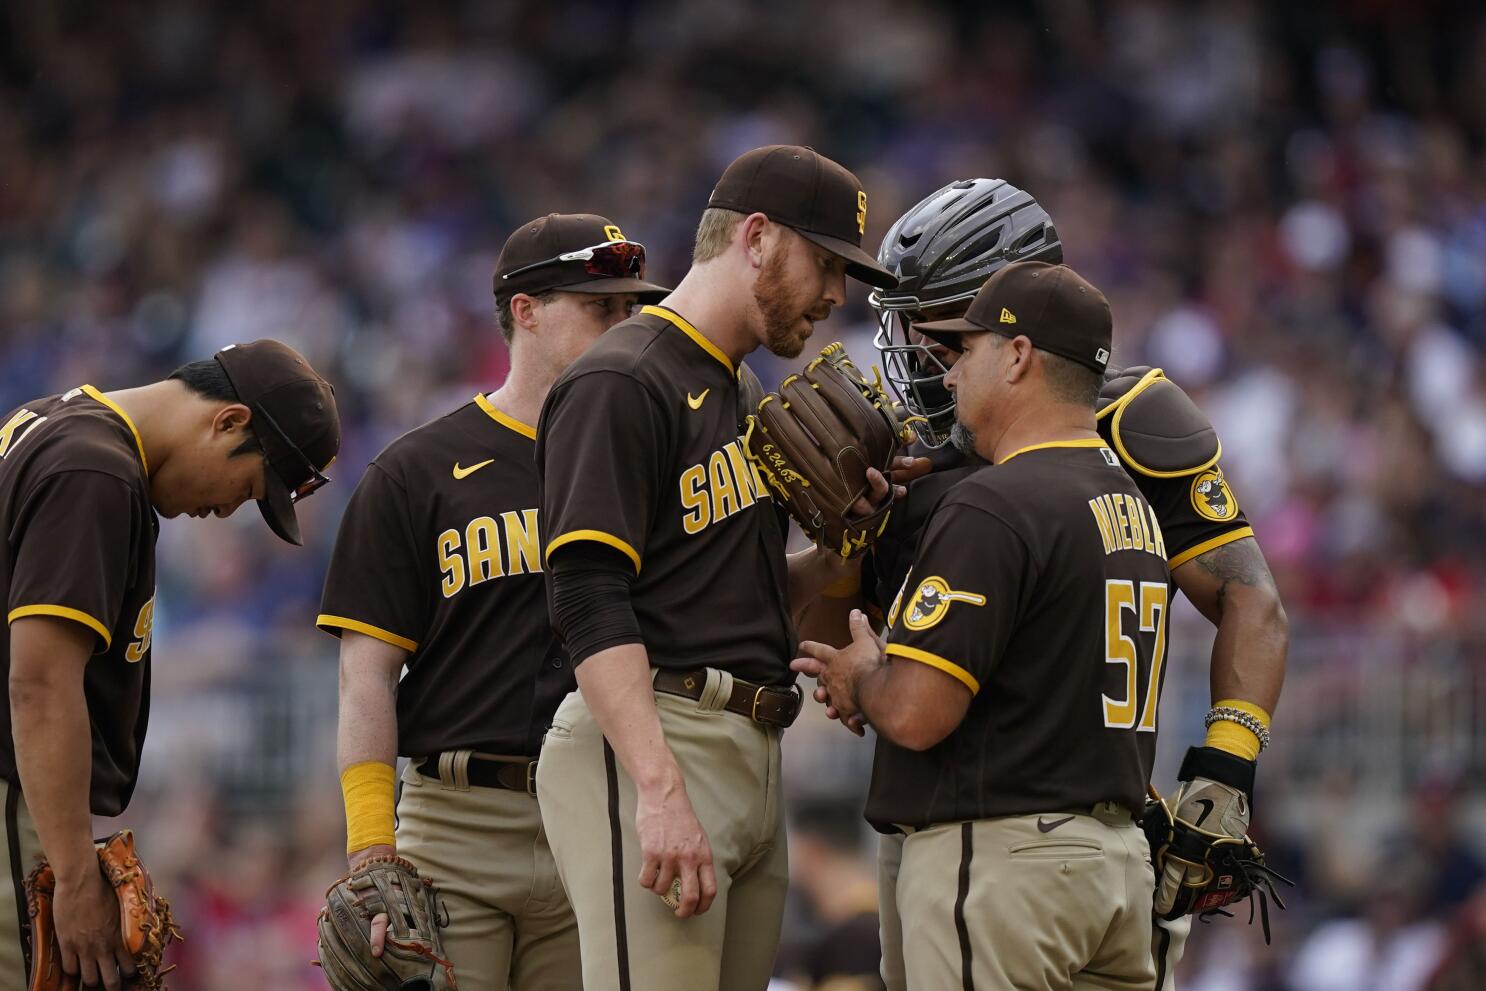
[341,760,396,853]
[1204,698,1272,761]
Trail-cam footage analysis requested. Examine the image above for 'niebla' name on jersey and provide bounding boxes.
[1087,491,1166,559]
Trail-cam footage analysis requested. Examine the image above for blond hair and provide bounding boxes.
[692,207,747,263]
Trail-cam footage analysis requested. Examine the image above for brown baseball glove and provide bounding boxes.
[25,829,183,991]
[314,855,457,990]
[745,342,917,558]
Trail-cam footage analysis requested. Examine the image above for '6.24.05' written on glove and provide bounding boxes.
[745,342,917,559]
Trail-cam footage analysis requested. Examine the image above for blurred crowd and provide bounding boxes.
[3,0,1485,987]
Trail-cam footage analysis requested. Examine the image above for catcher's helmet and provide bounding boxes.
[871,179,1062,447]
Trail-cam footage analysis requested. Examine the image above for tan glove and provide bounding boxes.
[1152,775,1249,916]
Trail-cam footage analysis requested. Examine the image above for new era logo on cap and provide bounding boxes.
[910,262,1113,374]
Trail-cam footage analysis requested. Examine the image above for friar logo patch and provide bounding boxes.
[1190,468,1239,522]
[903,576,987,631]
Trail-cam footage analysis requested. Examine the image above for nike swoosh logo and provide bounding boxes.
[1037,816,1075,833]
[452,459,495,480]
[1192,799,1215,828]
[687,389,710,410]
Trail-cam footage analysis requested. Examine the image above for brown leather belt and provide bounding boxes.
[416,753,538,795]
[652,668,802,729]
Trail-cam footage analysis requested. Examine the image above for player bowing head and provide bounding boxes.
[1,339,337,989]
[143,342,339,542]
[691,145,899,359]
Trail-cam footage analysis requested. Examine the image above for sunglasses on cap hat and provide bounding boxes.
[256,403,331,503]
[500,239,647,283]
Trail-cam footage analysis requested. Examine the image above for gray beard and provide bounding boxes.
[949,421,977,458]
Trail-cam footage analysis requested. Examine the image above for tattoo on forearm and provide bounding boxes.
[1193,539,1277,615]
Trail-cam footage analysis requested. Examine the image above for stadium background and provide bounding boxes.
[3,0,1485,987]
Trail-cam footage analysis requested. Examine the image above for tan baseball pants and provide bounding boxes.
[896,805,1157,991]
[881,820,1189,991]
[0,780,43,986]
[396,753,580,991]
[537,668,789,991]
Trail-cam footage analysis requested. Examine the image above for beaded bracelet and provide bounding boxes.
[1204,706,1271,753]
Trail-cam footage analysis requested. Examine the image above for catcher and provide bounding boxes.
[535,144,902,991]
[0,342,339,990]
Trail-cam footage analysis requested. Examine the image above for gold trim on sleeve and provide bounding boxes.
[1166,526,1255,570]
[885,643,980,695]
[315,614,419,652]
[7,605,113,650]
[545,529,642,574]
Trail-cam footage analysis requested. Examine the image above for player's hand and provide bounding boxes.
[810,673,869,735]
[1153,776,1251,915]
[823,698,868,736]
[793,610,885,722]
[635,777,717,919]
[348,843,398,956]
[54,863,136,991]
[888,455,933,488]
[849,467,905,517]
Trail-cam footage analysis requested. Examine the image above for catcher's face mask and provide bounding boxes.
[871,292,974,448]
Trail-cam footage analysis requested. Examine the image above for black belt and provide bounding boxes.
[416,753,538,795]
[652,668,802,729]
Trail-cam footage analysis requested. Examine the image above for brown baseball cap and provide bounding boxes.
[707,145,898,290]
[913,261,1113,373]
[493,213,669,304]
[213,340,341,546]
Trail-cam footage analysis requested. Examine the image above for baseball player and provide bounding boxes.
[796,261,1169,989]
[0,341,339,990]
[800,179,1288,991]
[318,214,668,990]
[534,145,899,991]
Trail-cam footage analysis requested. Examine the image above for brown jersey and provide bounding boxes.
[865,440,1173,831]
[862,369,1252,617]
[318,396,570,756]
[537,305,794,685]
[0,387,158,816]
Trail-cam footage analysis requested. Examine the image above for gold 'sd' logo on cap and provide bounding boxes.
[856,191,868,236]
[999,307,1017,324]
[903,576,986,631]
[1190,468,1239,522]
[604,225,625,242]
